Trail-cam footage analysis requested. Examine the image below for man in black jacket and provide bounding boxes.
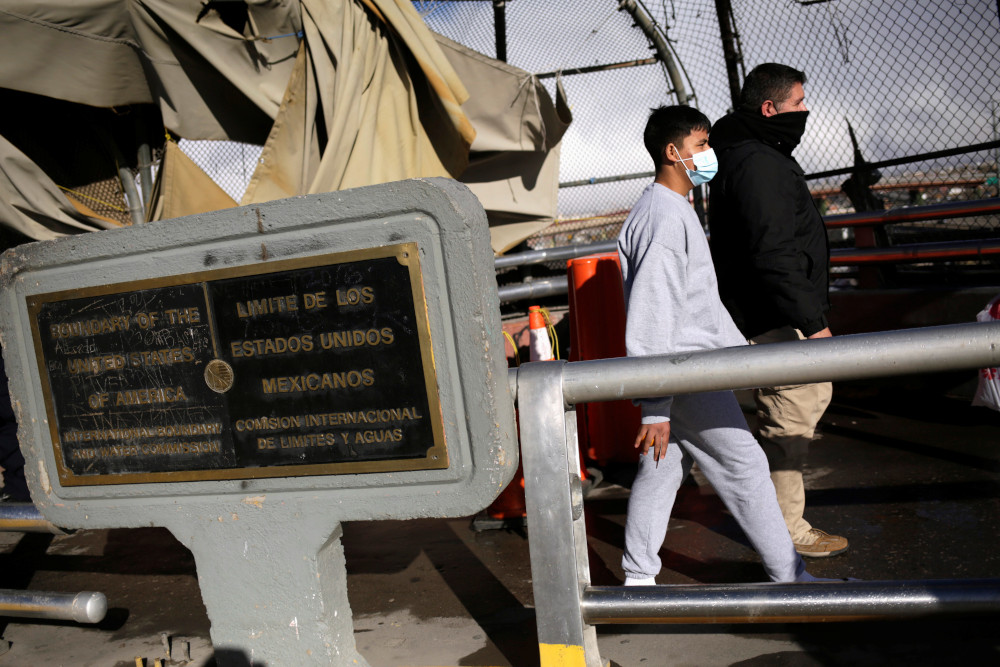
[0,355,30,502]
[708,63,847,558]
[0,229,31,502]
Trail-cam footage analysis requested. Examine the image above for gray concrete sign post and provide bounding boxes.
[0,178,518,666]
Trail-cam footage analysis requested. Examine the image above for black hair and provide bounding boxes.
[738,63,806,113]
[644,105,711,170]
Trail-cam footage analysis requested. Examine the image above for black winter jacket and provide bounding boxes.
[707,110,830,339]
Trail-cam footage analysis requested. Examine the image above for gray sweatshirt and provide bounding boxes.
[617,183,746,423]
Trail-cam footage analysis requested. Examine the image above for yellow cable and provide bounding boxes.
[503,330,520,366]
[539,307,561,360]
[56,184,127,212]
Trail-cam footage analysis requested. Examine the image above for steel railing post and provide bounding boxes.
[517,361,603,667]
[0,590,107,624]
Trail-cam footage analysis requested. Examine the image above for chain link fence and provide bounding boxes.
[176,140,263,205]
[722,0,1000,256]
[173,1,998,271]
[423,0,999,251]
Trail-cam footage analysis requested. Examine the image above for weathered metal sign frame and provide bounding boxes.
[1,179,518,666]
[0,178,517,523]
[26,242,448,486]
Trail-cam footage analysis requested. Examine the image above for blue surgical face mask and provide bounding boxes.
[676,147,718,186]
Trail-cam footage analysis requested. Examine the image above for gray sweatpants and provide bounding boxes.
[622,390,806,583]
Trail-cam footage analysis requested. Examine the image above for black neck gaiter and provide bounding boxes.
[735,109,809,155]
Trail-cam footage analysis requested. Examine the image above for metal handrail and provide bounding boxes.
[0,502,66,534]
[581,579,1000,624]
[507,321,1000,409]
[823,197,1000,229]
[494,240,615,269]
[512,320,1000,664]
[559,322,1000,405]
[497,277,571,303]
[493,198,1000,271]
[0,590,107,624]
[831,238,1000,264]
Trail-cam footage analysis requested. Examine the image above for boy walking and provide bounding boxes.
[618,105,813,584]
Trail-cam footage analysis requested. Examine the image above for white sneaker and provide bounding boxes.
[624,576,657,586]
[796,571,857,582]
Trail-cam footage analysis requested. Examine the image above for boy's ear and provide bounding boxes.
[663,144,678,165]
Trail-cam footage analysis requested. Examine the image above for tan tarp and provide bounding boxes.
[0,1,153,108]
[0,134,118,241]
[437,35,572,252]
[0,0,300,142]
[147,141,237,222]
[241,0,473,204]
[243,16,568,252]
[0,1,568,251]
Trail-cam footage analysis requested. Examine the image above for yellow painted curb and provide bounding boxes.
[539,642,587,667]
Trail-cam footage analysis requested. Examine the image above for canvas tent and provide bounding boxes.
[0,0,570,253]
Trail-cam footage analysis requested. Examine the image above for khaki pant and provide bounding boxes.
[749,326,833,543]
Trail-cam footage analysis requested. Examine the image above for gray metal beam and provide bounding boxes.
[581,580,1000,624]
[561,322,1000,405]
[497,277,569,303]
[618,0,689,104]
[510,321,1000,666]
[517,362,602,666]
[494,241,616,269]
[508,321,1000,416]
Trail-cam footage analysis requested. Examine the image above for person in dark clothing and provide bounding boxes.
[708,63,846,558]
[0,354,30,502]
[1,229,32,502]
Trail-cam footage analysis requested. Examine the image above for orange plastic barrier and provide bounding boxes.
[486,459,527,520]
[487,305,586,520]
[567,254,640,465]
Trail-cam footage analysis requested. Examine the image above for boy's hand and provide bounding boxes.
[635,422,670,465]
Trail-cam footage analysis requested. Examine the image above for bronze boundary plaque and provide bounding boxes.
[26,243,447,486]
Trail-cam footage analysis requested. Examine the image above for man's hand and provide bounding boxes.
[635,421,670,465]
[807,327,832,339]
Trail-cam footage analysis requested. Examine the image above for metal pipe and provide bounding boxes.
[806,139,1000,181]
[581,579,1000,624]
[110,142,145,226]
[495,240,616,269]
[119,163,144,225]
[832,239,1000,265]
[560,171,653,188]
[493,1,507,62]
[138,142,154,218]
[0,590,107,624]
[536,57,658,80]
[714,0,743,109]
[517,363,602,664]
[493,199,999,271]
[824,197,1000,229]
[497,277,569,303]
[495,238,1000,271]
[0,503,66,534]
[558,146,1000,189]
[560,321,1000,405]
[496,239,1000,284]
[618,0,689,104]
